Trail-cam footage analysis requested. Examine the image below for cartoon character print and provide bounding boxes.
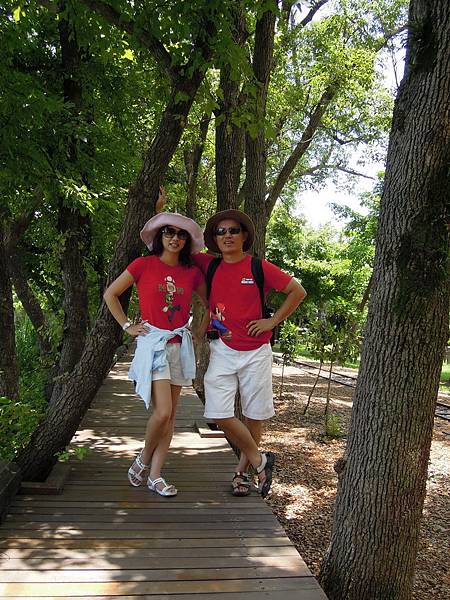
[210,302,232,339]
[162,275,181,322]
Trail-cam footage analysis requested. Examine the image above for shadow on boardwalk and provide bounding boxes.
[0,354,328,599]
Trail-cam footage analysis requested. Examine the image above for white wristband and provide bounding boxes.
[122,321,132,331]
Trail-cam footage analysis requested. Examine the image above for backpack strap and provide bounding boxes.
[205,257,222,300]
[251,256,265,318]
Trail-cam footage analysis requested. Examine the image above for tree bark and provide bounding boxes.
[56,206,90,378]
[54,11,91,379]
[9,251,52,359]
[243,4,276,257]
[0,223,19,400]
[319,2,450,598]
[184,114,211,219]
[214,2,247,212]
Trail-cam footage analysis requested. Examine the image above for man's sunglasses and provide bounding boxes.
[162,226,189,240]
[214,226,242,236]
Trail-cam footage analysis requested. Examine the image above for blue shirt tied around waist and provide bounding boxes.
[128,322,195,409]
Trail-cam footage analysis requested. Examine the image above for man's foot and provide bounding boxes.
[256,452,276,498]
[231,472,251,496]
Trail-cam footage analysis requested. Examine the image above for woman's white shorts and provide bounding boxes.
[152,343,192,387]
[204,338,274,420]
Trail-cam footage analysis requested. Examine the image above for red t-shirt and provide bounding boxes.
[127,256,203,341]
[193,253,292,351]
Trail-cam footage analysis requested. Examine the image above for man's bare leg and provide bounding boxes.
[215,417,268,489]
[235,417,263,473]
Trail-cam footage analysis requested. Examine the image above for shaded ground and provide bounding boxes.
[262,364,450,600]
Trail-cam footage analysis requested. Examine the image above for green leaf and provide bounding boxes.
[12,6,22,22]
[121,49,134,61]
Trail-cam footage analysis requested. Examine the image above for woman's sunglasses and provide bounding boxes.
[162,226,189,240]
[214,226,242,236]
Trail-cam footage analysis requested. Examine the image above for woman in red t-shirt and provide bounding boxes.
[104,212,206,497]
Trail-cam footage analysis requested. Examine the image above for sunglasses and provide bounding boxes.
[214,226,242,236]
[162,226,189,240]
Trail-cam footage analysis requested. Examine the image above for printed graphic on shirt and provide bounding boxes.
[161,275,182,322]
[241,277,255,285]
[210,302,232,339]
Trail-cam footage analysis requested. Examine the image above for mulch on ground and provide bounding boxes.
[262,364,450,600]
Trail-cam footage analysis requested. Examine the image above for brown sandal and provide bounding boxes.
[231,472,251,497]
[257,452,276,498]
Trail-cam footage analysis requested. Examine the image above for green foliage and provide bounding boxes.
[307,299,363,366]
[279,321,301,363]
[56,445,90,462]
[324,413,344,439]
[0,310,49,460]
[0,396,46,461]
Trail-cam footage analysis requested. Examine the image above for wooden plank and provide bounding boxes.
[0,556,309,576]
[0,526,286,537]
[0,536,293,549]
[8,507,270,517]
[0,545,299,560]
[0,593,326,600]
[9,496,272,514]
[5,513,276,523]
[0,577,328,597]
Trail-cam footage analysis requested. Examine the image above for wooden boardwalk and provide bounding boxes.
[0,353,328,599]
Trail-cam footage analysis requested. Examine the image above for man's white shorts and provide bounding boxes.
[204,338,274,420]
[152,343,191,387]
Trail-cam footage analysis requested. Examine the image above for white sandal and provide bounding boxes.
[148,476,177,497]
[127,451,149,487]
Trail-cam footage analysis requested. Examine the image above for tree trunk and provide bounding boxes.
[9,251,52,358]
[56,206,90,378]
[16,72,206,481]
[243,4,276,257]
[184,114,211,219]
[0,223,19,400]
[319,3,450,598]
[214,4,247,212]
[55,12,91,379]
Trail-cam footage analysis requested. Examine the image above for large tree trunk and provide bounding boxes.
[0,223,19,400]
[54,12,91,379]
[16,73,205,481]
[319,2,450,598]
[56,206,90,378]
[214,3,247,212]
[243,5,276,257]
[184,114,211,219]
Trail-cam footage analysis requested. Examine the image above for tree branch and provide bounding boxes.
[335,166,376,180]
[75,0,176,81]
[266,84,337,213]
[298,0,331,29]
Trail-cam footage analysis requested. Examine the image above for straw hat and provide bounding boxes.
[204,209,255,253]
[140,212,204,254]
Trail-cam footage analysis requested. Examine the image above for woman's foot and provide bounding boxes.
[148,476,177,497]
[127,451,150,487]
[256,452,276,498]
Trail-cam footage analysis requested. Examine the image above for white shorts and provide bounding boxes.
[152,343,192,387]
[204,339,274,420]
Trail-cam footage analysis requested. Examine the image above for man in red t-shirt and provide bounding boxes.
[194,210,306,497]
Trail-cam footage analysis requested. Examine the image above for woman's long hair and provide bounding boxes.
[149,227,193,266]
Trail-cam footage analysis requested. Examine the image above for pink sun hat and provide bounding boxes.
[140,212,204,254]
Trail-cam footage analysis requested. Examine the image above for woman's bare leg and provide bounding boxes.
[150,385,182,481]
[140,379,173,465]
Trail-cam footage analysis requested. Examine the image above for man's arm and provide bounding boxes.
[247,278,306,337]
